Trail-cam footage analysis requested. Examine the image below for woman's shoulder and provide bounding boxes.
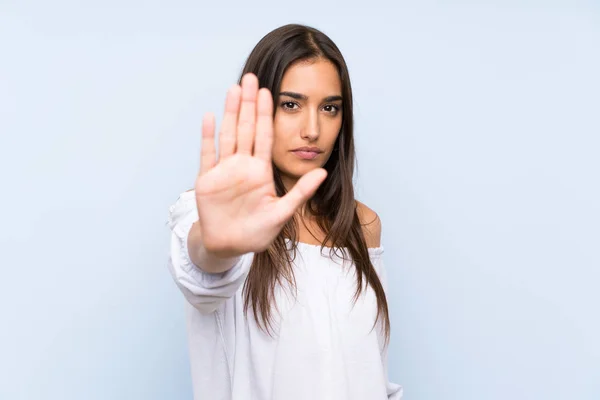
[355,200,382,248]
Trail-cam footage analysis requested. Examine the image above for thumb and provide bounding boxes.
[273,168,328,222]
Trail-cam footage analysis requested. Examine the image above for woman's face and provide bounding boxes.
[272,58,343,187]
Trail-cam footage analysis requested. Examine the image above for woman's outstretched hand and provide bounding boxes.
[193,73,327,257]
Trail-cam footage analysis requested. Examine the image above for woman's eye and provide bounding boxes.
[280,102,340,114]
[281,101,298,110]
[324,104,340,114]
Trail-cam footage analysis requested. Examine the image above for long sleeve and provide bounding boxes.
[166,190,254,314]
[370,248,404,399]
[382,341,404,399]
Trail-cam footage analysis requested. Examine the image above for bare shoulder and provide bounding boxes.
[355,200,382,248]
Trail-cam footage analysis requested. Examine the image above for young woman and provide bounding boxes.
[167,24,403,399]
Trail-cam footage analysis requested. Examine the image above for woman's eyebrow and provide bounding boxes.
[279,91,343,102]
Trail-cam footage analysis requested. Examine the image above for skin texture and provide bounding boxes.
[188,72,329,267]
[271,58,381,248]
[272,59,343,195]
[186,63,381,270]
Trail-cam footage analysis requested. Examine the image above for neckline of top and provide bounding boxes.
[284,238,384,254]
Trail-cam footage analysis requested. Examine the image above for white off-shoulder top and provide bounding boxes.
[166,190,403,400]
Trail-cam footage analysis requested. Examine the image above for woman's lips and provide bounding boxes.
[292,150,320,160]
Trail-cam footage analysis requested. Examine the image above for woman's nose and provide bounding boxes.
[301,110,320,140]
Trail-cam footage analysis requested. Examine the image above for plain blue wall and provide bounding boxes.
[1,1,598,399]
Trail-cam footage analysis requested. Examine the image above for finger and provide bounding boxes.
[254,88,274,162]
[236,73,259,155]
[199,112,217,177]
[219,84,242,161]
[273,168,328,222]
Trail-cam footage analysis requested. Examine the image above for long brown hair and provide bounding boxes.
[239,24,390,345]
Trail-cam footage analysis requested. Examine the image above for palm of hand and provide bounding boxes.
[196,153,279,252]
[193,73,327,255]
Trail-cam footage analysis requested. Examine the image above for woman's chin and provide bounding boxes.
[295,164,322,176]
[278,165,319,181]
